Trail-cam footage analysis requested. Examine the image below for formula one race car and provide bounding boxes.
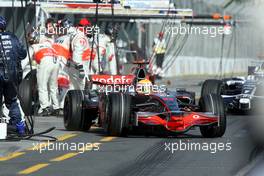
[222,77,257,112]
[202,62,264,113]
[201,78,254,113]
[64,62,226,137]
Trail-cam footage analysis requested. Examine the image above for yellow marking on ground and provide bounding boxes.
[18,163,50,175]
[99,136,116,142]
[57,133,78,141]
[17,136,116,174]
[27,133,78,151]
[50,152,79,162]
[0,152,25,161]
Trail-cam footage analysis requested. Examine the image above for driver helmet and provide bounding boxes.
[136,79,153,95]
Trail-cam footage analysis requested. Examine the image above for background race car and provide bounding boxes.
[202,62,264,113]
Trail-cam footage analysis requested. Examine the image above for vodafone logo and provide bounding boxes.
[92,75,133,84]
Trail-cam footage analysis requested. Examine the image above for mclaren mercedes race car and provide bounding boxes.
[63,62,226,137]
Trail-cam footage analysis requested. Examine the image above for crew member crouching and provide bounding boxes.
[28,29,60,116]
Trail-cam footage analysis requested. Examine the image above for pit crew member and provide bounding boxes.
[101,25,117,75]
[78,18,98,74]
[0,16,27,135]
[153,32,166,78]
[28,29,60,116]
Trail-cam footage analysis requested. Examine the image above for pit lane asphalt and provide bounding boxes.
[0,77,258,176]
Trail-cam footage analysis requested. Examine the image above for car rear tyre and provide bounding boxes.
[106,93,131,136]
[81,109,95,131]
[199,94,226,138]
[64,90,89,131]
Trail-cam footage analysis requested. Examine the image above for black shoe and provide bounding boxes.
[39,108,51,116]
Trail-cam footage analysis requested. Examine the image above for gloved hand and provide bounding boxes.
[16,121,25,135]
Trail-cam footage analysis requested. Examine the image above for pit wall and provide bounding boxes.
[164,56,253,77]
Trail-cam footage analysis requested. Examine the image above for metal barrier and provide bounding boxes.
[164,56,256,77]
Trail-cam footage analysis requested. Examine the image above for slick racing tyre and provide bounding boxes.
[81,109,95,131]
[18,71,37,116]
[201,79,224,97]
[106,93,131,136]
[199,94,226,138]
[64,90,89,131]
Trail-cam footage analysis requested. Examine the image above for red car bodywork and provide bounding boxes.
[138,112,218,132]
[135,94,219,133]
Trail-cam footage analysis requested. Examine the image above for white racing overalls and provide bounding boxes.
[71,29,95,85]
[52,35,72,108]
[31,39,60,112]
[94,33,117,74]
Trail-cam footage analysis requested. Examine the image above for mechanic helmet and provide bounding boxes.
[78,18,92,36]
[0,16,7,30]
[27,30,40,44]
[79,18,91,27]
[136,79,153,95]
